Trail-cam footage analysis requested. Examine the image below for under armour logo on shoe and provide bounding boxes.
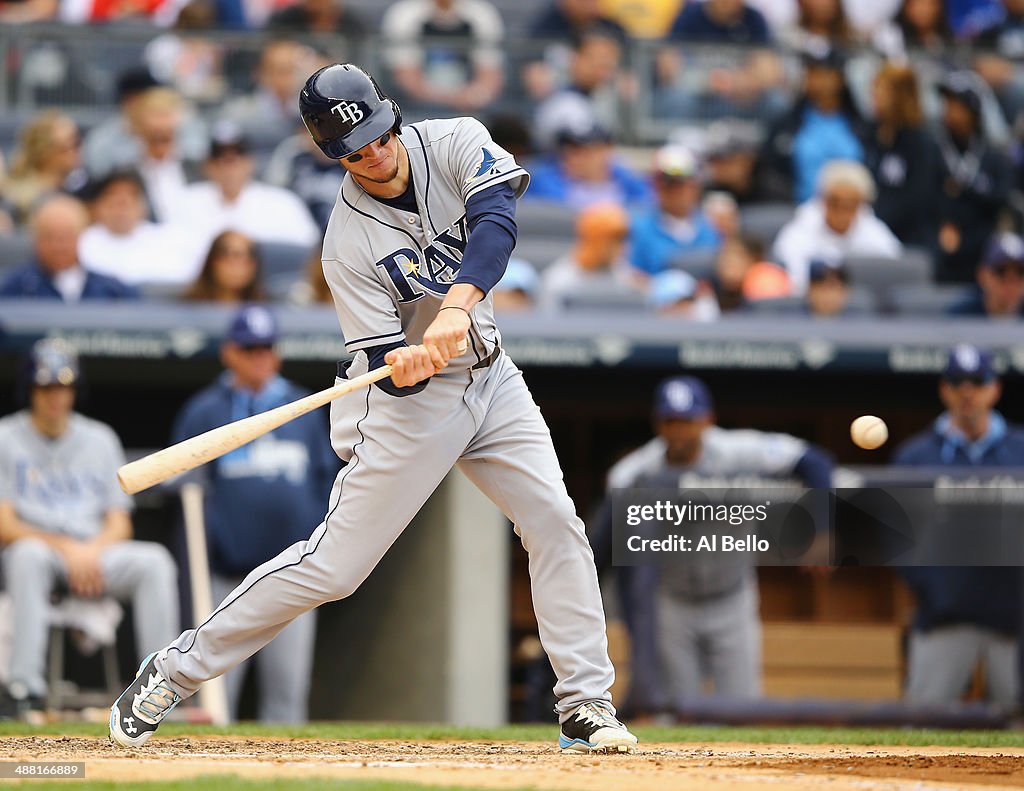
[124,716,137,735]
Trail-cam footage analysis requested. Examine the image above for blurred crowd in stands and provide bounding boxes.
[0,0,1024,320]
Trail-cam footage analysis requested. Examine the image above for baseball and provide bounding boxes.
[850,415,888,450]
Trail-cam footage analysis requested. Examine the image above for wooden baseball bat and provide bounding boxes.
[180,482,230,725]
[117,364,394,494]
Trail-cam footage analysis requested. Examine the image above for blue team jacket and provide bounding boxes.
[0,262,140,300]
[173,374,340,576]
[892,412,1024,635]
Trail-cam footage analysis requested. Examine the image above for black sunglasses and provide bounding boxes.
[345,132,392,163]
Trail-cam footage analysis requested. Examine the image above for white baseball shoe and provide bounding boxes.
[558,701,638,753]
[109,653,181,748]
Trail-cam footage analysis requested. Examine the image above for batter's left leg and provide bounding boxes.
[458,363,615,721]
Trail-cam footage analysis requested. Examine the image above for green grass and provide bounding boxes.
[8,780,514,791]
[1,721,1023,748]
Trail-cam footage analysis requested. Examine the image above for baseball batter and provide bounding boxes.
[110,64,637,754]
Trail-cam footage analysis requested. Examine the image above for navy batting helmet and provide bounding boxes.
[299,64,403,160]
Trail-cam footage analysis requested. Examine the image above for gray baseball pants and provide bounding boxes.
[154,354,615,721]
[3,538,179,697]
[655,573,762,701]
[906,625,1018,707]
[209,575,315,723]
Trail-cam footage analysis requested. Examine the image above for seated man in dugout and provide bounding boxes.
[0,340,179,719]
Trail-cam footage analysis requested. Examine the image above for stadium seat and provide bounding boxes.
[889,283,975,316]
[744,296,804,314]
[745,286,878,316]
[139,282,187,301]
[739,203,794,246]
[513,237,573,270]
[667,248,717,281]
[514,201,578,240]
[255,242,314,301]
[258,241,313,279]
[265,271,305,302]
[561,281,647,312]
[845,249,933,310]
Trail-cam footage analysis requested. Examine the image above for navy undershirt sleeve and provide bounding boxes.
[365,341,428,397]
[454,182,518,295]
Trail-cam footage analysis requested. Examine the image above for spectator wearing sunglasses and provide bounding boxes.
[891,344,1024,709]
[771,160,901,294]
[949,232,1024,318]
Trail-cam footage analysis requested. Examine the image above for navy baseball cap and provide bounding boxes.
[227,305,278,347]
[555,117,613,147]
[809,258,849,283]
[654,376,713,420]
[942,344,996,382]
[27,338,79,386]
[209,120,251,158]
[938,71,983,119]
[982,232,1024,269]
[800,40,847,70]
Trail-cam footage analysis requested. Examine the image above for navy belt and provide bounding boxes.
[337,346,500,379]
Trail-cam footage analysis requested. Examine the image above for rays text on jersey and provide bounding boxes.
[374,215,470,300]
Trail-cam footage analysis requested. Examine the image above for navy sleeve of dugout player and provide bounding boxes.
[452,182,518,295]
[792,446,834,488]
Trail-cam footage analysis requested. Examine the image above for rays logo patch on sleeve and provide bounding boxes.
[466,147,499,185]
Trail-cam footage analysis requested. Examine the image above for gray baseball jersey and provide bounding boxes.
[322,117,528,371]
[608,426,808,600]
[0,411,179,699]
[608,427,808,702]
[608,427,808,490]
[155,117,617,722]
[0,411,132,540]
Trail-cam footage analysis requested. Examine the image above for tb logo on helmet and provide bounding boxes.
[330,101,364,125]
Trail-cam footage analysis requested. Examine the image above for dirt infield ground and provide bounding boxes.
[4,735,1024,790]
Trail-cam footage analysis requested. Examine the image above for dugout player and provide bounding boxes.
[171,306,339,723]
[110,64,638,753]
[0,340,179,717]
[892,344,1024,708]
[594,376,833,712]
